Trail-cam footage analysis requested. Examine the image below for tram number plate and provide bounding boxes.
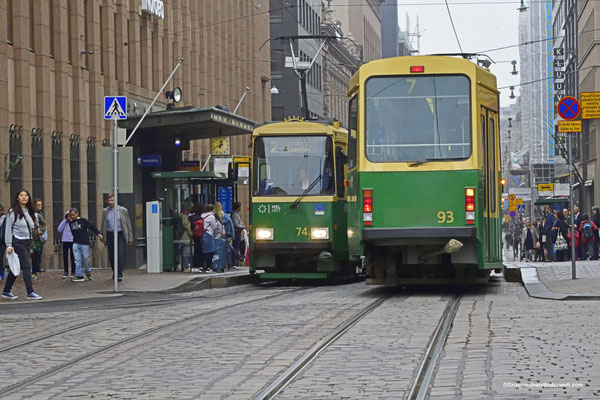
[296,227,308,237]
[437,211,454,224]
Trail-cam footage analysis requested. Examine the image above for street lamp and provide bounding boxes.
[508,117,513,128]
[270,84,279,95]
[518,0,528,12]
[509,86,516,99]
[511,60,518,75]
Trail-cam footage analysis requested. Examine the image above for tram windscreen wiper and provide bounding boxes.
[409,157,467,167]
[290,174,322,209]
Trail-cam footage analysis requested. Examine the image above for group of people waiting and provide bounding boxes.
[1,190,133,300]
[180,201,246,273]
[509,204,600,262]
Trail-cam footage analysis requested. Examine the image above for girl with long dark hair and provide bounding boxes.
[2,189,42,300]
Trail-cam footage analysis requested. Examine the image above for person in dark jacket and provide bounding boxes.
[552,211,569,262]
[68,208,103,282]
[542,205,556,261]
[0,204,5,280]
[592,206,600,260]
[188,203,205,273]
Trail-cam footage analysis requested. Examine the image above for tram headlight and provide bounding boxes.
[256,228,274,241]
[311,227,329,240]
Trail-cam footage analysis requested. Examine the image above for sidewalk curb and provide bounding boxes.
[116,272,259,295]
[504,263,600,300]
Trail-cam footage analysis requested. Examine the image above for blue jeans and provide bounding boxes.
[73,243,91,277]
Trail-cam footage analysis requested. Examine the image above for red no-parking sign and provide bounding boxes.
[557,96,581,120]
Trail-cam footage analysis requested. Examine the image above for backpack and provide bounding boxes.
[191,218,205,238]
[583,222,594,239]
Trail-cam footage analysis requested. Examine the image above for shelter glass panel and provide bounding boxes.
[253,136,334,196]
[364,75,471,162]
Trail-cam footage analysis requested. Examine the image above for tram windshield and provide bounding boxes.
[365,75,471,162]
[253,135,335,196]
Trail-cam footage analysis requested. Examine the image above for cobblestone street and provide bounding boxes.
[1,276,599,399]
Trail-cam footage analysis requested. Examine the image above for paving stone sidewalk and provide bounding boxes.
[0,267,251,303]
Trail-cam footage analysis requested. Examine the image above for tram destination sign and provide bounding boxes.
[558,120,582,133]
[581,92,600,119]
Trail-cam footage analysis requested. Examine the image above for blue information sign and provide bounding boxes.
[218,186,233,213]
[140,155,162,167]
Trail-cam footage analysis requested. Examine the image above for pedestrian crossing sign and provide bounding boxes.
[104,96,127,120]
[518,204,525,212]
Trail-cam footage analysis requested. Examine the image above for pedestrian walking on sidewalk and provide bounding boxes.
[58,211,77,278]
[521,220,538,262]
[231,202,246,265]
[592,206,600,260]
[30,198,48,279]
[552,211,569,262]
[69,209,103,282]
[0,204,6,280]
[100,195,133,282]
[2,190,43,300]
[578,213,598,260]
[542,205,556,261]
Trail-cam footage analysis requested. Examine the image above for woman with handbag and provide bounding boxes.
[521,220,539,262]
[552,211,569,262]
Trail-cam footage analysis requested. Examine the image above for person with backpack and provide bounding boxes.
[2,189,43,300]
[188,203,205,273]
[201,204,219,273]
[578,213,598,260]
[0,204,6,280]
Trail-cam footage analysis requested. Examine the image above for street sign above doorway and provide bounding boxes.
[104,96,127,120]
[557,96,581,120]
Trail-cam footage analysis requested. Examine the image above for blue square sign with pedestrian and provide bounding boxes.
[104,96,127,120]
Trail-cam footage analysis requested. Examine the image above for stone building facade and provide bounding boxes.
[0,0,270,269]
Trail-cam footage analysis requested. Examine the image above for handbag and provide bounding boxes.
[555,231,568,251]
[535,241,541,249]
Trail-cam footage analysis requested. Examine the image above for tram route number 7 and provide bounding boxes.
[437,211,454,224]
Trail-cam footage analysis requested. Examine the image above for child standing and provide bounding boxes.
[68,209,103,282]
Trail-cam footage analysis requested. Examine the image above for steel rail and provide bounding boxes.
[407,293,462,400]
[0,285,262,354]
[254,294,393,400]
[0,286,312,397]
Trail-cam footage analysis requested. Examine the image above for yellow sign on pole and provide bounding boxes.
[508,194,516,201]
[516,198,523,206]
[537,183,554,191]
[581,92,600,119]
[558,120,582,133]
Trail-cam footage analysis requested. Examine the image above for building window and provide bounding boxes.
[29,0,35,51]
[9,130,22,198]
[52,138,63,243]
[271,49,284,79]
[49,0,54,56]
[87,143,97,227]
[32,134,44,200]
[70,140,81,212]
[7,0,13,44]
[270,6,283,23]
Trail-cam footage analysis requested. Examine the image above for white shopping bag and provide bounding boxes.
[6,251,20,276]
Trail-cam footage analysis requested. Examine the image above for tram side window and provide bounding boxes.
[348,96,358,169]
[335,146,346,198]
[488,117,496,212]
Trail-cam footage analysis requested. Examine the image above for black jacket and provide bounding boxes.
[69,218,100,245]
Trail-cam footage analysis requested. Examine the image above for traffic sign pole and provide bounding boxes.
[569,133,576,279]
[113,118,119,292]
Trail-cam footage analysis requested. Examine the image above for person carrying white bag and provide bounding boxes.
[2,189,43,300]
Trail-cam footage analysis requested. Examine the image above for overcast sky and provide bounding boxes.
[396,0,521,107]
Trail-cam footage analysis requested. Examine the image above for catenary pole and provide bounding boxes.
[569,132,576,279]
[113,118,119,292]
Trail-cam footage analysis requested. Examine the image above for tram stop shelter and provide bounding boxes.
[116,106,256,271]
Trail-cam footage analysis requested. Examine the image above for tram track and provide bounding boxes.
[254,292,394,400]
[0,285,313,397]
[407,293,462,400]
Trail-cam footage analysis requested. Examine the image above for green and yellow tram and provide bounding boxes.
[250,119,353,279]
[345,56,502,285]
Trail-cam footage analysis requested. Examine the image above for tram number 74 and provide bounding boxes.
[296,227,308,236]
[437,211,454,224]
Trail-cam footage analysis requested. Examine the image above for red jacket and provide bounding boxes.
[568,229,580,248]
[578,220,598,243]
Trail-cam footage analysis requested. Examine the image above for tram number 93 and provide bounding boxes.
[437,211,454,224]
